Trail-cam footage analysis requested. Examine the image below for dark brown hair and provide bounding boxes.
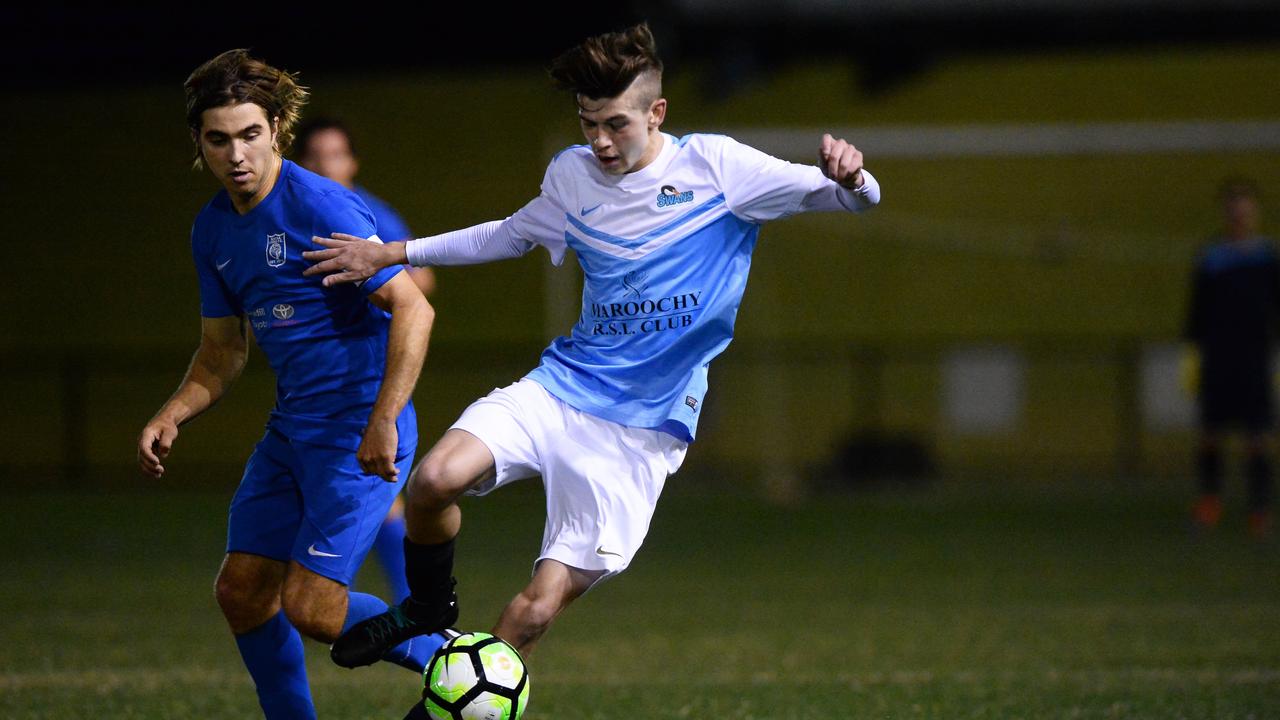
[548,22,663,103]
[183,49,309,170]
[293,116,357,161]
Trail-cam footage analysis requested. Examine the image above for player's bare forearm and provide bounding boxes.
[362,274,433,480]
[302,233,407,287]
[138,315,247,477]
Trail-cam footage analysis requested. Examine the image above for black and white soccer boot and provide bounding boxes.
[330,578,459,668]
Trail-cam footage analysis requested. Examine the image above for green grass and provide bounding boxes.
[2,481,1278,719]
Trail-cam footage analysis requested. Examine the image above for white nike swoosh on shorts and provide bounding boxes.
[307,544,341,558]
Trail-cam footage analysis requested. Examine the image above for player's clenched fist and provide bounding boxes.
[819,133,864,190]
[358,418,401,482]
[137,417,179,478]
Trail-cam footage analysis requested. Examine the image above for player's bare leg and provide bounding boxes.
[280,561,353,642]
[493,559,600,655]
[216,552,316,718]
[215,552,288,633]
[332,428,495,667]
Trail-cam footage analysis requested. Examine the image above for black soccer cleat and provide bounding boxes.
[330,580,459,669]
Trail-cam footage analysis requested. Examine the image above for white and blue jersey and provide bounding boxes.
[191,158,416,454]
[504,133,879,441]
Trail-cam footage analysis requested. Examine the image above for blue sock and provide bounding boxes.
[234,611,316,720]
[345,591,447,673]
[374,515,412,603]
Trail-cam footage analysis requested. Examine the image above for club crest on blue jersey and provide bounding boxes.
[266,232,287,267]
[657,185,694,208]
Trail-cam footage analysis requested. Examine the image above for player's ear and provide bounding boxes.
[271,116,281,150]
[649,98,667,129]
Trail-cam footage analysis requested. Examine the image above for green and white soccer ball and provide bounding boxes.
[421,632,530,720]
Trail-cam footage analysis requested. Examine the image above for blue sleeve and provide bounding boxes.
[374,204,413,244]
[312,191,403,295]
[191,221,241,317]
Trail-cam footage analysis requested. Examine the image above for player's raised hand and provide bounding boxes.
[302,233,403,287]
[819,133,865,190]
[358,418,400,482]
[137,418,179,478]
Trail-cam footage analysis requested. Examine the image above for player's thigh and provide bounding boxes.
[415,380,551,502]
[214,552,289,632]
[411,428,499,502]
[291,441,411,587]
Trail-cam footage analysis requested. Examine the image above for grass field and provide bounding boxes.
[2,480,1278,719]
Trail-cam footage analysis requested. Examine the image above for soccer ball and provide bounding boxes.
[421,632,530,720]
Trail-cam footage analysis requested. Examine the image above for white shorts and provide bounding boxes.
[451,378,688,581]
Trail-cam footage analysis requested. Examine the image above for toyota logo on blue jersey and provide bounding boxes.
[657,185,694,208]
[272,303,294,320]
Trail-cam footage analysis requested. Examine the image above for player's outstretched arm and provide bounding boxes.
[305,218,539,287]
[361,272,433,481]
[137,315,248,478]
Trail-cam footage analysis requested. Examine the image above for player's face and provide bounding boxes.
[299,128,359,187]
[577,82,666,175]
[197,102,280,207]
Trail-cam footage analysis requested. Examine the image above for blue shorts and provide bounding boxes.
[226,425,413,585]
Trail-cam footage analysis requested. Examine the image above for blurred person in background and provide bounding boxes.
[295,118,438,603]
[1185,177,1277,540]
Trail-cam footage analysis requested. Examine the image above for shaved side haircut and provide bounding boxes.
[548,22,664,109]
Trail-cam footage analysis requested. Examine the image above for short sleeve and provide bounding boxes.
[710,135,831,224]
[191,221,241,318]
[374,202,413,243]
[507,157,571,265]
[312,191,403,294]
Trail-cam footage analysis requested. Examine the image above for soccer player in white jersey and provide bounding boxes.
[303,22,880,667]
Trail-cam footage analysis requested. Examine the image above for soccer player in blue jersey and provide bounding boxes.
[136,49,447,719]
[1186,177,1278,540]
[303,23,880,669]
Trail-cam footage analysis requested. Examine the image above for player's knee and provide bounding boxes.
[214,570,278,632]
[408,455,469,510]
[280,581,343,642]
[505,588,564,639]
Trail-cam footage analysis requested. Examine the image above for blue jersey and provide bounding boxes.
[502,133,879,440]
[1187,236,1280,373]
[355,185,414,242]
[190,159,416,453]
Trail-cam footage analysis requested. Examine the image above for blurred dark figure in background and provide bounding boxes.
[295,118,437,297]
[1185,177,1277,540]
[295,118,437,603]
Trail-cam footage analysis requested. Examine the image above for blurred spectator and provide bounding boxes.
[1185,177,1277,540]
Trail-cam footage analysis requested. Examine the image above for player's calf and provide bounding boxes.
[492,560,601,655]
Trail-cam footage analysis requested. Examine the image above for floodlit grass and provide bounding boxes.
[2,480,1278,718]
